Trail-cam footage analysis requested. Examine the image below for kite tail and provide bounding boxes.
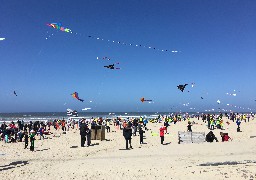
[79,99,84,102]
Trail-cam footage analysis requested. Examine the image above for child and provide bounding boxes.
[187,121,192,132]
[5,134,8,143]
[236,118,241,132]
[210,119,215,130]
[159,126,166,144]
[106,120,110,133]
[24,131,29,149]
[139,127,145,144]
[29,130,35,151]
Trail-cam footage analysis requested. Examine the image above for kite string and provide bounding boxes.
[46,23,180,53]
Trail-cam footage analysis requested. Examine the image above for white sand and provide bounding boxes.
[1,117,256,180]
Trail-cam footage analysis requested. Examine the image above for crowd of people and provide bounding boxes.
[0,112,254,150]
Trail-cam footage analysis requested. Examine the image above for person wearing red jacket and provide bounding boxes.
[160,126,166,144]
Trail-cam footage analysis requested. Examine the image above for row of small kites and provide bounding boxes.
[10,90,256,112]
[46,23,180,53]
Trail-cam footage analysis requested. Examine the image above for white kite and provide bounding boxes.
[0,38,5,41]
[82,108,91,111]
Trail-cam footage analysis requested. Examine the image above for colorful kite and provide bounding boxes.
[46,23,180,53]
[177,84,188,92]
[46,23,71,33]
[140,97,152,103]
[71,92,84,102]
[104,63,120,70]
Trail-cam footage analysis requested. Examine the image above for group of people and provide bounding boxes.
[0,120,46,151]
[0,119,71,151]
[122,121,146,149]
[0,112,253,151]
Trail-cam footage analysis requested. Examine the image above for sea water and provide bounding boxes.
[0,112,175,122]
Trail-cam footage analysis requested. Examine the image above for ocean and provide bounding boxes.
[0,112,176,122]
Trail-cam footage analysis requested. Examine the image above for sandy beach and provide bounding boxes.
[1,117,256,180]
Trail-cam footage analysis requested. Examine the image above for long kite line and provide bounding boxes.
[46,23,180,53]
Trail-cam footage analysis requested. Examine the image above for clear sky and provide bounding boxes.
[1,0,256,113]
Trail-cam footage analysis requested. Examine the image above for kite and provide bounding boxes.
[201,97,204,99]
[226,90,238,96]
[183,103,189,106]
[0,38,5,41]
[191,83,195,88]
[177,84,188,92]
[104,63,120,70]
[14,91,17,96]
[97,56,111,60]
[140,97,152,103]
[46,23,71,33]
[71,92,84,102]
[88,35,180,53]
[46,23,180,53]
[226,93,237,96]
[67,108,78,117]
[82,108,91,111]
[217,100,221,104]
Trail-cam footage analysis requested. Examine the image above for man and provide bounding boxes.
[123,124,133,149]
[85,126,91,147]
[79,120,87,147]
[139,127,145,144]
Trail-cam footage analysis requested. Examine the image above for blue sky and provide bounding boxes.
[0,0,256,113]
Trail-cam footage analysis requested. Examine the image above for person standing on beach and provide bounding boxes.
[85,126,91,147]
[187,121,192,132]
[79,120,87,147]
[247,114,250,122]
[143,118,148,130]
[164,120,169,134]
[38,127,44,140]
[132,119,138,136]
[106,120,110,133]
[123,124,133,149]
[29,130,35,151]
[116,119,120,130]
[24,131,28,149]
[159,126,166,144]
[61,119,66,131]
[139,127,145,144]
[236,118,241,132]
